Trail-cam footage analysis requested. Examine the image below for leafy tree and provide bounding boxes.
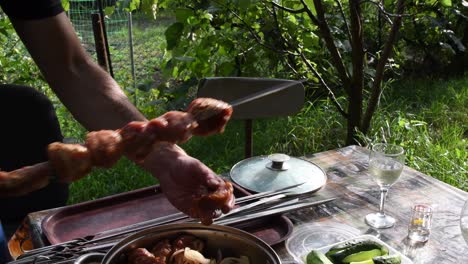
[396,0,467,76]
[148,0,408,144]
[117,0,465,144]
[0,12,48,91]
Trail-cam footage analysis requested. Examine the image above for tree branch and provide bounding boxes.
[298,52,349,118]
[268,4,303,75]
[361,0,412,18]
[228,8,300,56]
[334,0,352,44]
[270,1,307,14]
[267,1,348,117]
[362,0,406,134]
[307,0,351,94]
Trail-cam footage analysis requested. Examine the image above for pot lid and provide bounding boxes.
[230,153,327,194]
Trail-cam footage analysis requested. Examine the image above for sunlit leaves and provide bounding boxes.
[104,6,116,16]
[61,0,70,11]
[439,0,452,7]
[120,0,140,12]
[303,0,317,15]
[141,0,158,19]
[303,32,320,49]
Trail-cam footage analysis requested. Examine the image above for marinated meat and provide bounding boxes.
[193,180,234,225]
[85,130,123,167]
[145,112,197,144]
[118,121,155,162]
[127,248,162,264]
[172,235,204,252]
[125,234,248,264]
[186,98,233,136]
[47,143,92,182]
[151,238,173,262]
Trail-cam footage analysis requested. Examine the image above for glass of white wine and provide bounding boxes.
[461,199,468,245]
[365,143,405,229]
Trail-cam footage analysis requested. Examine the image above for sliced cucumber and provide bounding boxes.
[342,249,382,263]
[306,250,334,264]
[328,240,387,263]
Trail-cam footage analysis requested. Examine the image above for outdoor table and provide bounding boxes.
[8,145,468,263]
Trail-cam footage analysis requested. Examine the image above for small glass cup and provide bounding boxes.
[407,204,433,242]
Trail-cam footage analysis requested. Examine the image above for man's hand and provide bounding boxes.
[142,143,235,225]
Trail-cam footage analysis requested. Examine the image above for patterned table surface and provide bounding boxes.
[10,145,468,263]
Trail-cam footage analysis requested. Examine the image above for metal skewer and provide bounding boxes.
[229,80,303,108]
[215,197,337,225]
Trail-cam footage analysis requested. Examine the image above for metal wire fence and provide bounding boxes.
[68,0,129,53]
[68,0,135,90]
[67,0,173,108]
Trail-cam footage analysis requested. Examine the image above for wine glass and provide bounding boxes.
[461,199,468,245]
[365,143,405,228]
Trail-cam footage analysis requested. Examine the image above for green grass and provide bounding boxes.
[369,77,468,190]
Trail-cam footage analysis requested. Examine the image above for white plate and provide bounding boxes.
[299,235,413,264]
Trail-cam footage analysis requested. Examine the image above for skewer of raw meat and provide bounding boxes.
[47,98,232,181]
[1,98,233,200]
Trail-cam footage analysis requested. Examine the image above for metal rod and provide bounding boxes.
[215,197,337,225]
[234,181,306,204]
[127,11,137,105]
[229,80,302,107]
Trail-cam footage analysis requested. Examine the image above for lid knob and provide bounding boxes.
[266,153,290,171]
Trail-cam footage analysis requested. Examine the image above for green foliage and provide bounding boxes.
[165,22,184,50]
[396,0,466,76]
[141,0,159,19]
[61,0,70,11]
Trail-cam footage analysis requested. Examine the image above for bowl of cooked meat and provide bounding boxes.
[75,223,281,264]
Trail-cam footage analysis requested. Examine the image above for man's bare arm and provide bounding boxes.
[10,12,146,130]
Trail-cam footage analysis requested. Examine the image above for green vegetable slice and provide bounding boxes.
[343,249,382,263]
[306,250,334,264]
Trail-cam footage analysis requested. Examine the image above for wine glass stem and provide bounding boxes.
[379,188,389,215]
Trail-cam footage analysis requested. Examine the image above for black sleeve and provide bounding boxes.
[0,0,64,20]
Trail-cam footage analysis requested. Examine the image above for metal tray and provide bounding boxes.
[42,184,293,246]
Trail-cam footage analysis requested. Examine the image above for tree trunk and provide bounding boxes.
[346,83,363,145]
[347,0,364,145]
